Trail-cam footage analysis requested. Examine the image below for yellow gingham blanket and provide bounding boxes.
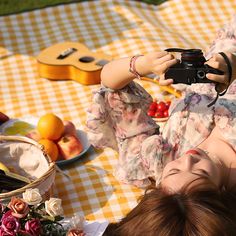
[0,0,235,221]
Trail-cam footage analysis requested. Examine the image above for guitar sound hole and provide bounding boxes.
[79,56,95,63]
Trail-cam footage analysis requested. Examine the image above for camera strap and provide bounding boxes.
[207,52,232,107]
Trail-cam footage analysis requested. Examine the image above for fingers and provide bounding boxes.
[206,60,227,73]
[152,54,178,75]
[158,74,174,86]
[154,51,170,58]
[158,58,179,74]
[146,51,172,64]
[146,51,169,61]
[206,73,228,84]
[205,53,229,85]
[155,53,174,65]
[147,52,178,85]
[205,54,228,73]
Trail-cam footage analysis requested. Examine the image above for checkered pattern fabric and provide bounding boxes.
[0,0,235,221]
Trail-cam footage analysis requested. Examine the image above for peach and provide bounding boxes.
[57,134,83,160]
[63,120,77,136]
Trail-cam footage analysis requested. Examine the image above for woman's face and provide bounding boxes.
[161,148,222,192]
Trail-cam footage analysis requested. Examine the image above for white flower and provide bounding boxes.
[22,188,42,205]
[45,198,63,217]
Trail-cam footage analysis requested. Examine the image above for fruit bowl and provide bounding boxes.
[0,117,91,167]
[147,100,171,122]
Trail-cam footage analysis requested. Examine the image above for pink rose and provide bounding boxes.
[0,227,14,236]
[25,219,42,236]
[67,229,86,236]
[1,211,20,235]
[7,197,29,219]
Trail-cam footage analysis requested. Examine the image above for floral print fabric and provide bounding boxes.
[86,15,236,188]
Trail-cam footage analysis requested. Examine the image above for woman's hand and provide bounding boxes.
[205,52,236,92]
[101,51,178,89]
[141,51,178,86]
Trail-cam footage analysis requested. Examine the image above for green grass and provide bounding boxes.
[0,0,166,16]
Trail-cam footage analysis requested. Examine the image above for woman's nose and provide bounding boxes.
[182,155,200,170]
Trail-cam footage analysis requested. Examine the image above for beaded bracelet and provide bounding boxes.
[129,55,143,80]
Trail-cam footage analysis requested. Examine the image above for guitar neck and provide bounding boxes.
[142,73,182,98]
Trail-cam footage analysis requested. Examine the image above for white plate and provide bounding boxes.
[0,117,91,167]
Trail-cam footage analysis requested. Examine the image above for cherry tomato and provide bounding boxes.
[165,101,171,109]
[157,101,167,112]
[149,102,157,111]
[148,110,156,117]
[155,111,164,118]
[163,110,169,117]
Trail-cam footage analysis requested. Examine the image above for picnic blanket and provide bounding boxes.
[1,0,236,222]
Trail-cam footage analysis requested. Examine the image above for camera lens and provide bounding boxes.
[181,49,204,61]
[197,70,206,79]
[181,49,206,67]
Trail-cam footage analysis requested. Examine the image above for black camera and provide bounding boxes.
[164,48,224,84]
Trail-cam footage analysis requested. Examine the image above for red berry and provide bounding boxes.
[149,102,157,111]
[163,110,169,117]
[148,110,156,117]
[157,102,167,112]
[165,101,171,109]
[155,111,164,118]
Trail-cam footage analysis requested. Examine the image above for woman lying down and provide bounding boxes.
[86,15,236,236]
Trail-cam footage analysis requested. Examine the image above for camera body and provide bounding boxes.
[164,48,224,84]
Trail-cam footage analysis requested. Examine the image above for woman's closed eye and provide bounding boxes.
[193,169,210,178]
[164,169,180,178]
[165,169,210,179]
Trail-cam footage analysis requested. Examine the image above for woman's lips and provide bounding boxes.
[185,148,210,160]
[185,149,201,155]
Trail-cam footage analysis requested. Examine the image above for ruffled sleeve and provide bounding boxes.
[86,81,158,150]
[205,14,236,59]
[86,81,163,188]
[86,86,119,151]
[114,133,172,188]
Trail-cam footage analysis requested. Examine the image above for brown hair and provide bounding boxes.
[103,184,236,236]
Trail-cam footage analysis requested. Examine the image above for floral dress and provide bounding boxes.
[86,15,236,188]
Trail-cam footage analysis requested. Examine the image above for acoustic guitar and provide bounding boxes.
[36,42,112,85]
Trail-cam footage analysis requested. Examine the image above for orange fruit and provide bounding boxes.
[38,139,59,161]
[37,113,64,140]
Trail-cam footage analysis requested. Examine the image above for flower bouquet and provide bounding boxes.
[0,188,85,236]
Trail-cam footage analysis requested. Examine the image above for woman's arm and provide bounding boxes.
[101,51,178,89]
